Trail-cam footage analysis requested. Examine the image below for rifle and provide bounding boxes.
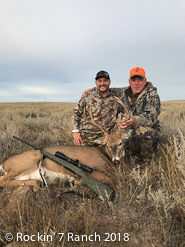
[13,136,115,201]
[55,151,93,173]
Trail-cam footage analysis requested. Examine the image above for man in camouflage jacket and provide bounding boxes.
[111,67,161,163]
[72,70,121,146]
[80,67,161,164]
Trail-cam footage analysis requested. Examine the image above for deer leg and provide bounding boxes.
[0,174,40,192]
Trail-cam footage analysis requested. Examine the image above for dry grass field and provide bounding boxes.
[0,100,185,247]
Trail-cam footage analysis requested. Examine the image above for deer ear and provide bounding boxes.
[92,137,106,145]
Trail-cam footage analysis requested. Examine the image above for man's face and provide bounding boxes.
[95,77,111,93]
[129,76,146,94]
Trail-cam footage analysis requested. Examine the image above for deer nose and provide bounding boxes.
[112,160,120,167]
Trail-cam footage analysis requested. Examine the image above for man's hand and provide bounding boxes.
[81,89,92,98]
[73,132,83,145]
[121,117,133,128]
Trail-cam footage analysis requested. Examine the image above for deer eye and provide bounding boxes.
[118,142,123,146]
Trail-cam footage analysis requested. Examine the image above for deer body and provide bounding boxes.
[0,145,112,191]
[0,97,131,191]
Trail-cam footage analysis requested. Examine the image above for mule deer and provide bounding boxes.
[0,97,131,192]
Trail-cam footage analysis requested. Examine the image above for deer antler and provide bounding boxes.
[84,100,109,138]
[114,96,130,123]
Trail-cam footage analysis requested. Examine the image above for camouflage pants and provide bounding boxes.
[80,133,104,147]
[125,126,159,162]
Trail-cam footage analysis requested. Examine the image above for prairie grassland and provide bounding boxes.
[0,101,185,247]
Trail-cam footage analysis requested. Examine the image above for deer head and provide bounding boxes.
[85,97,132,166]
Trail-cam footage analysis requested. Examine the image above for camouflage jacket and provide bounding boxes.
[110,82,161,130]
[72,88,121,137]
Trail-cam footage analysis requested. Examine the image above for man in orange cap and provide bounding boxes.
[109,67,161,165]
[80,67,161,165]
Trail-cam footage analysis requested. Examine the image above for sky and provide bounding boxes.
[0,0,185,102]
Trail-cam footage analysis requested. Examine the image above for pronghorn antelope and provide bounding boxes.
[0,97,131,192]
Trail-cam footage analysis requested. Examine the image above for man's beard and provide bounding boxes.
[98,85,109,93]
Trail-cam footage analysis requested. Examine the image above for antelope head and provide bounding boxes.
[85,97,132,166]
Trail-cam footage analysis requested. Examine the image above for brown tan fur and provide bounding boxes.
[0,146,112,191]
[0,150,42,191]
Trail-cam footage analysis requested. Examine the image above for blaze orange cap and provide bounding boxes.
[130,67,146,79]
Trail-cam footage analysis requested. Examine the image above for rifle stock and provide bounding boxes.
[13,136,115,200]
